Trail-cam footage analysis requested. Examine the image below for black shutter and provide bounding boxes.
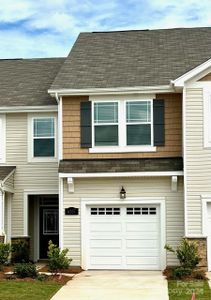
[153,99,165,146]
[80,101,92,148]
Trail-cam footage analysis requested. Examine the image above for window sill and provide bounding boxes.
[89,146,156,153]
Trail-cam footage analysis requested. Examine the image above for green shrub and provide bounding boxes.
[47,240,72,275]
[0,243,10,269]
[165,239,201,279]
[172,267,192,279]
[11,240,30,263]
[165,239,201,269]
[14,263,37,278]
[37,273,48,281]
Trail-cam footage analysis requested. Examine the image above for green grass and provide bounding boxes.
[0,281,61,300]
[168,280,211,300]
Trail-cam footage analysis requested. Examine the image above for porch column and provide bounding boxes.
[0,189,4,236]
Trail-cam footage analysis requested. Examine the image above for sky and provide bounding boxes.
[0,0,211,58]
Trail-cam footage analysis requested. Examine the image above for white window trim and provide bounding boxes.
[81,197,166,270]
[0,114,6,164]
[204,87,211,148]
[28,113,57,163]
[90,99,156,153]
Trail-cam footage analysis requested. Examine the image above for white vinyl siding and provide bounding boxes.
[185,87,211,235]
[62,176,184,266]
[5,113,58,236]
[0,114,6,163]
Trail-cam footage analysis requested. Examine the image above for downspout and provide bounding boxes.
[0,182,6,241]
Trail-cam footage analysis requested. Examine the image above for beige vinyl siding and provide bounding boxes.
[185,87,210,235]
[5,113,58,236]
[63,177,184,266]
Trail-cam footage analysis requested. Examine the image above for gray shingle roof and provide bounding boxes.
[0,166,16,181]
[59,157,183,173]
[0,58,65,107]
[51,27,211,90]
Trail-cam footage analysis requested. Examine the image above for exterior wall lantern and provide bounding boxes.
[120,186,126,199]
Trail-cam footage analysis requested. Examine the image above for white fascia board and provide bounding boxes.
[0,105,58,113]
[172,58,211,88]
[48,85,174,96]
[59,171,184,178]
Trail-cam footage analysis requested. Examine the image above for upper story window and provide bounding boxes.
[94,102,118,146]
[80,98,164,153]
[91,100,154,152]
[0,114,6,163]
[28,114,57,162]
[33,118,55,157]
[126,101,152,146]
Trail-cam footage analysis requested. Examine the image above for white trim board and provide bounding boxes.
[48,85,174,96]
[0,106,58,113]
[59,171,184,178]
[80,197,166,270]
[172,58,211,88]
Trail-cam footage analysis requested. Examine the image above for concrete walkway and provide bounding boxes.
[51,270,169,300]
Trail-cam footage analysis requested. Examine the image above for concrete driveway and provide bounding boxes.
[51,270,169,300]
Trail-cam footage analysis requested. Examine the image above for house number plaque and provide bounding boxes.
[65,207,79,215]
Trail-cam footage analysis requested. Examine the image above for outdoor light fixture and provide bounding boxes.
[120,186,126,199]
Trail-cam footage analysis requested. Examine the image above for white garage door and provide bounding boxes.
[87,205,160,270]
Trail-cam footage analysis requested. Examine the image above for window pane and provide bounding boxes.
[94,102,118,123]
[127,124,151,145]
[126,101,151,122]
[95,125,118,146]
[34,138,55,157]
[34,118,54,137]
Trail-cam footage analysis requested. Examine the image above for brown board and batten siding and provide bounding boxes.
[62,93,182,159]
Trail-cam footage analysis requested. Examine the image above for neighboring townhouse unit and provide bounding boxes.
[2,27,211,271]
[0,58,64,260]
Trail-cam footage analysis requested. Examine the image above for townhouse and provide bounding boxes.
[1,27,211,270]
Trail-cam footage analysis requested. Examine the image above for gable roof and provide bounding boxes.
[0,58,65,107]
[50,27,211,91]
[0,166,16,181]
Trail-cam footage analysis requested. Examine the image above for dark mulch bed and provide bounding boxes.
[39,265,83,274]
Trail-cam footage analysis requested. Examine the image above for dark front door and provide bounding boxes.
[39,207,59,259]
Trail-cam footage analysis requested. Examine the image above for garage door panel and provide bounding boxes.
[90,222,122,232]
[126,239,158,248]
[90,256,122,266]
[90,239,122,249]
[126,256,159,266]
[125,248,159,256]
[126,222,158,232]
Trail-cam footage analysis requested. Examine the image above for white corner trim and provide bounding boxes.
[172,58,211,87]
[201,196,211,271]
[182,88,188,236]
[59,171,184,179]
[59,178,64,249]
[48,85,174,96]
[58,97,63,161]
[80,197,166,270]
[89,146,157,153]
[0,106,58,113]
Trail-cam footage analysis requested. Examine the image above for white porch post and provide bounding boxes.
[0,189,4,235]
